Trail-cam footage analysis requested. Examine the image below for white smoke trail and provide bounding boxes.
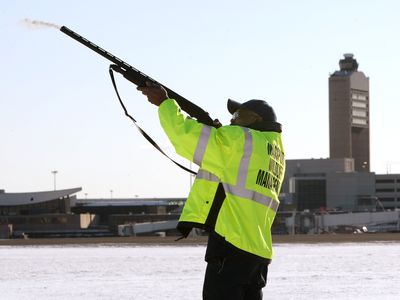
[20,18,61,30]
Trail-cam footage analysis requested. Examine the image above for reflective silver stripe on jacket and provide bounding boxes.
[196,169,220,182]
[236,128,252,187]
[223,183,279,212]
[234,127,279,212]
[193,125,212,165]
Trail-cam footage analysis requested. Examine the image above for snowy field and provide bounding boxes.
[1,242,400,299]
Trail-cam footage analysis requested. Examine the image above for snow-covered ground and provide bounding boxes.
[1,242,399,299]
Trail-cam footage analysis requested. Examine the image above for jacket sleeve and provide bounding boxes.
[158,99,244,180]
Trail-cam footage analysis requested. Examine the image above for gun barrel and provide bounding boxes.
[60,26,154,85]
[60,26,126,66]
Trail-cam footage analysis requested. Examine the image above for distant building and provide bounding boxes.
[0,187,91,237]
[280,158,400,212]
[280,158,376,211]
[375,174,400,209]
[0,188,81,215]
[0,188,184,237]
[329,54,370,172]
[72,197,184,232]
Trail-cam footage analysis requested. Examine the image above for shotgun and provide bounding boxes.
[60,26,215,127]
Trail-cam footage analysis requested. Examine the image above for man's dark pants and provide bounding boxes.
[202,255,268,300]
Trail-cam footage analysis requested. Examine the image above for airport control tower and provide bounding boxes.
[329,54,370,172]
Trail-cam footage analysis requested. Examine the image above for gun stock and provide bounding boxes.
[60,26,215,127]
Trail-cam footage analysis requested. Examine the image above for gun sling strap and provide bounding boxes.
[108,65,197,175]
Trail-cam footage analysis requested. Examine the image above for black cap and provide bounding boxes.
[227,99,277,122]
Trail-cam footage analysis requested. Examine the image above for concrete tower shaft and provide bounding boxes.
[329,54,370,172]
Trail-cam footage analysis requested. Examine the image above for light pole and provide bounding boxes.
[110,189,113,199]
[51,170,58,191]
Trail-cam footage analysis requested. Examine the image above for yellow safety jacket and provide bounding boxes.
[159,99,285,260]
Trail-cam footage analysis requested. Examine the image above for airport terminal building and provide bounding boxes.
[0,188,88,238]
[0,188,184,238]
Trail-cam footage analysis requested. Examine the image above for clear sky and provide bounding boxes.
[1,0,400,198]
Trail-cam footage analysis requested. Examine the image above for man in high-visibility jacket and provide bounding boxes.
[137,83,285,300]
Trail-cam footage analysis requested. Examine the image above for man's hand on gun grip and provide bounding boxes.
[137,81,169,107]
